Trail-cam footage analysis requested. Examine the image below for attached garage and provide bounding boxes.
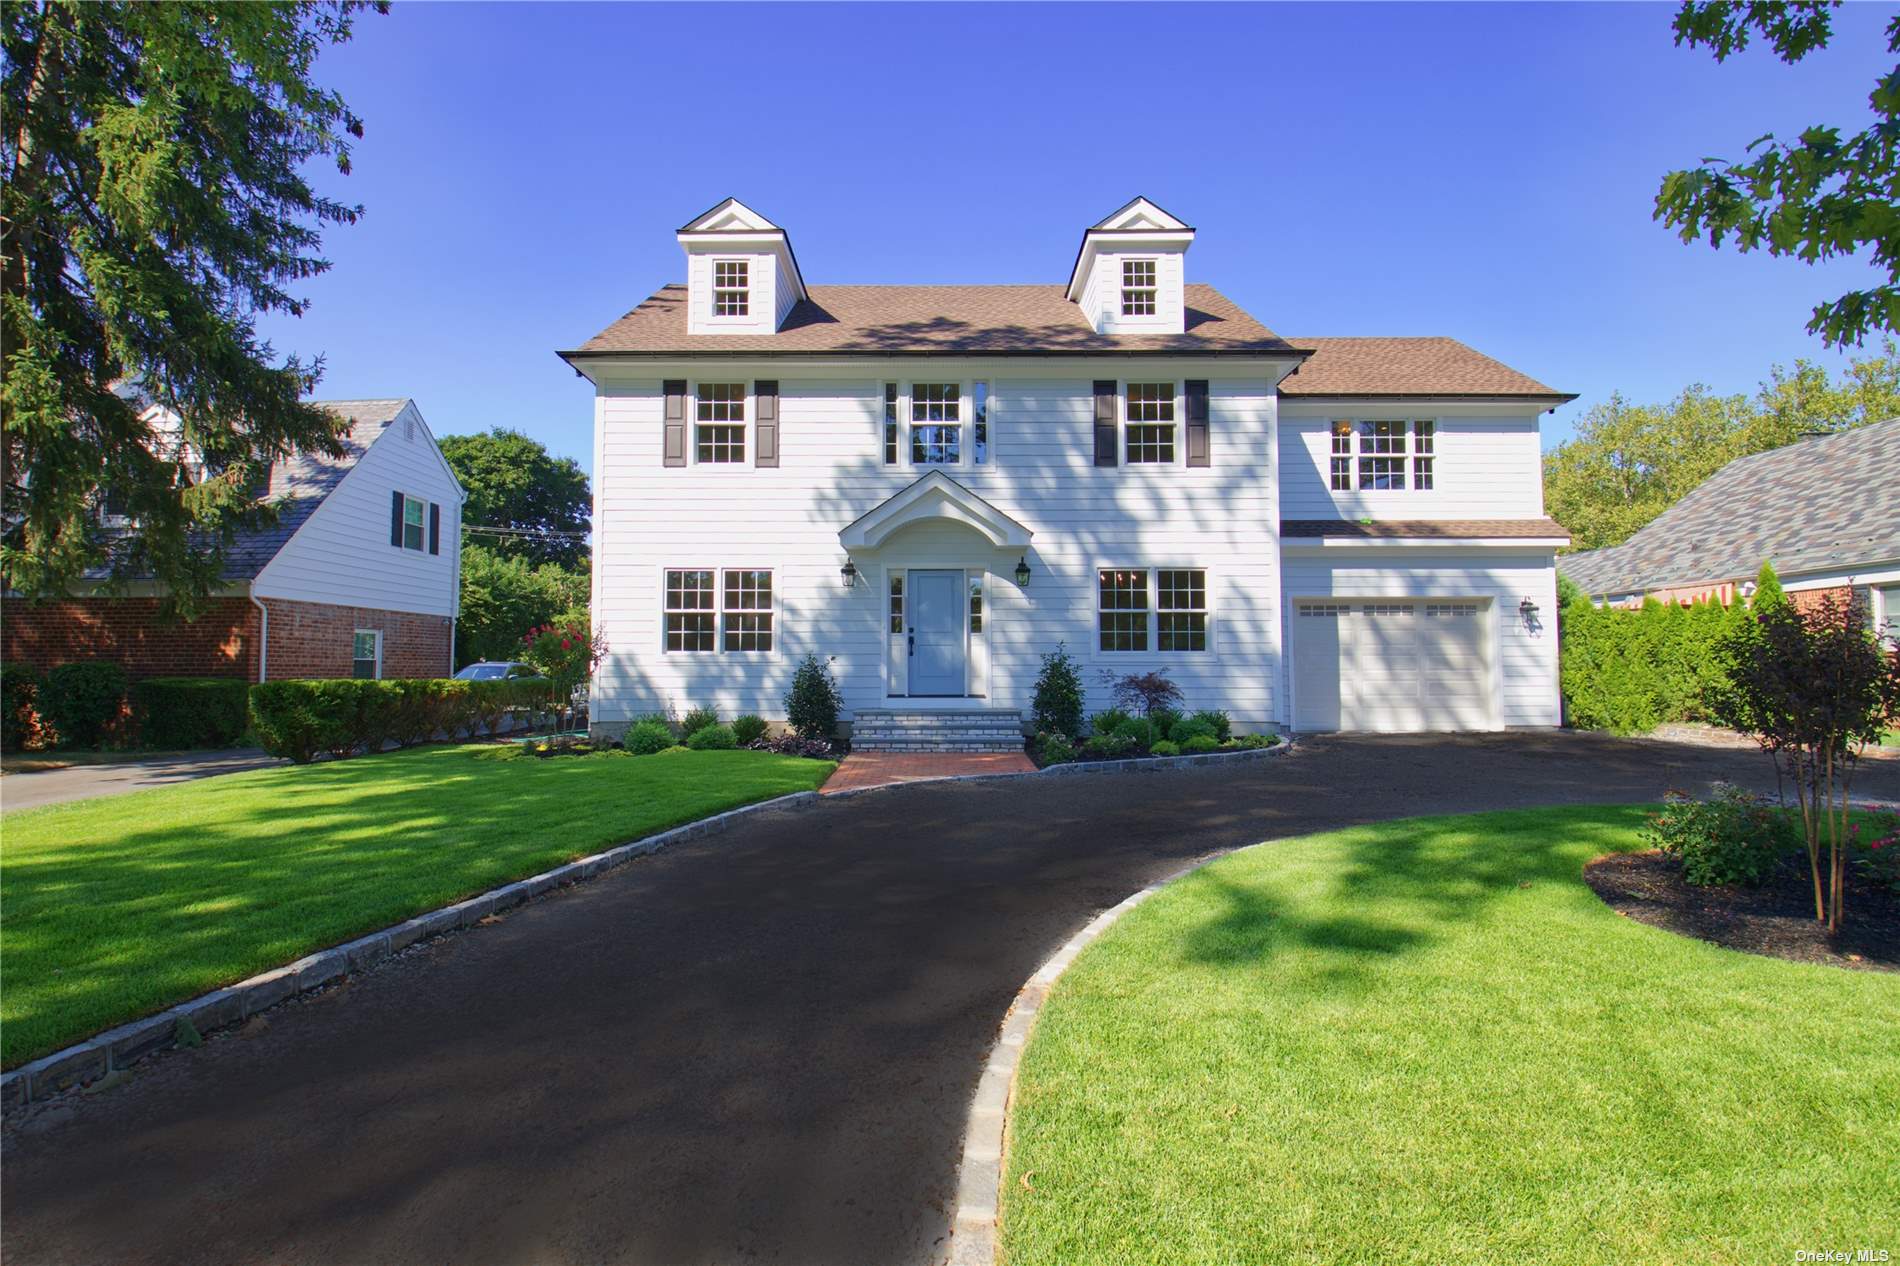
[1291,597,1498,732]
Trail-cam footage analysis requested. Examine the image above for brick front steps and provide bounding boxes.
[849,708,1026,753]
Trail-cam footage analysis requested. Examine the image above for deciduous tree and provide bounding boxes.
[437,428,590,568]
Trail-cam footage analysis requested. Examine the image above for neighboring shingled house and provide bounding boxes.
[1559,418,1900,641]
[2,399,466,682]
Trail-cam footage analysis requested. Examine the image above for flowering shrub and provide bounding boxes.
[521,615,605,718]
[1081,731,1139,760]
[1642,784,1799,886]
[747,733,836,759]
[1033,731,1077,766]
[1851,813,1900,894]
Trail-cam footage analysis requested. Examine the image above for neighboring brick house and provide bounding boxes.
[2,399,466,682]
[1559,419,1900,645]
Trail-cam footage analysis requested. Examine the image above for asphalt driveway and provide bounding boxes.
[7,732,1896,1266]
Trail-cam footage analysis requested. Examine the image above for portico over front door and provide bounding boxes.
[907,569,966,696]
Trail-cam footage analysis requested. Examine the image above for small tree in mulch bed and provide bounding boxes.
[1715,590,1900,932]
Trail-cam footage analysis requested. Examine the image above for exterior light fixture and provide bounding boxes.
[1014,556,1032,588]
[840,559,859,590]
[1519,596,1540,621]
[1740,580,1758,600]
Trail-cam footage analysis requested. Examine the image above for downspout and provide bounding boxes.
[249,587,269,683]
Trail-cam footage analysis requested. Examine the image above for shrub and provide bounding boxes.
[624,718,675,755]
[1180,734,1221,755]
[37,661,128,748]
[1080,731,1138,760]
[1853,814,1900,894]
[785,655,843,739]
[1560,589,1755,733]
[1030,644,1085,738]
[731,713,768,745]
[248,677,552,764]
[1033,731,1077,766]
[1089,708,1133,737]
[679,705,720,740]
[1110,716,1155,752]
[1187,709,1232,742]
[1148,707,1183,741]
[249,680,363,763]
[1167,715,1219,746]
[1642,785,1799,886]
[686,723,737,750]
[749,732,835,758]
[2,661,42,751]
[132,678,250,749]
[1227,733,1280,750]
[1149,739,1181,757]
[1104,669,1184,717]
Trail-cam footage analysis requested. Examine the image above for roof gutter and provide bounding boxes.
[557,346,1315,364]
[249,588,269,684]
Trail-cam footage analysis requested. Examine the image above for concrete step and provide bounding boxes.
[850,708,1025,753]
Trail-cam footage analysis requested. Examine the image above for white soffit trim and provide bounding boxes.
[839,471,1033,550]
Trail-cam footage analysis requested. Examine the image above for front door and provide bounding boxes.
[908,569,966,696]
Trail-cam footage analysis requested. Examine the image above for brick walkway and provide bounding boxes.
[822,751,1037,795]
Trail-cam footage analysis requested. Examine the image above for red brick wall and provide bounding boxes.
[1,598,258,679]
[1790,585,1855,615]
[260,597,452,680]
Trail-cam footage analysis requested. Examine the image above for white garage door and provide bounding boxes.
[1292,599,1496,731]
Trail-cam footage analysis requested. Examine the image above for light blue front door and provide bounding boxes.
[908,569,966,696]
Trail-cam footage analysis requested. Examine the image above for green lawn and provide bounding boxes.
[1002,807,1900,1265]
[1,745,833,1067]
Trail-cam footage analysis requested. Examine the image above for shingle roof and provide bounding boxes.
[1283,518,1570,540]
[1558,419,1900,595]
[565,283,1300,356]
[1278,337,1571,400]
[92,399,408,581]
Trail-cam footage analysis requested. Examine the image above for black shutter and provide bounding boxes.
[663,380,687,467]
[1185,379,1210,467]
[1093,380,1118,467]
[390,490,404,547]
[428,502,441,555]
[755,379,779,468]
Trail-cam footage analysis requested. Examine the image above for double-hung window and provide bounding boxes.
[973,381,990,464]
[1412,421,1435,489]
[666,568,774,653]
[910,383,961,465]
[1333,419,1437,491]
[883,383,900,465]
[1099,568,1208,653]
[712,260,749,316]
[1126,383,1176,463]
[1121,259,1157,316]
[1357,420,1407,490]
[401,494,426,550]
[696,383,746,464]
[1330,421,1353,490]
[352,630,381,680]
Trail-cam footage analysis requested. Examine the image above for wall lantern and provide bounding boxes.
[1014,556,1032,588]
[1740,580,1758,600]
[1519,596,1540,622]
[840,559,859,590]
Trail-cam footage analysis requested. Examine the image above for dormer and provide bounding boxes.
[1065,197,1195,335]
[677,198,808,335]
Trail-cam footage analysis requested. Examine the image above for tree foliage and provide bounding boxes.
[2,1,385,608]
[1558,591,1756,734]
[1544,341,1900,550]
[1713,590,1900,930]
[455,542,589,666]
[1656,0,1900,348]
[437,428,590,568]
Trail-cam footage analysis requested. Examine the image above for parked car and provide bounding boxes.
[452,661,541,682]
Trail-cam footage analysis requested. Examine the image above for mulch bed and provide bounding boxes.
[1586,851,1900,972]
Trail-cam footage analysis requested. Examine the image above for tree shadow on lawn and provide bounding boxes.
[1173,807,1650,992]
[0,746,829,1066]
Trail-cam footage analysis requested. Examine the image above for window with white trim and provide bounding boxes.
[973,381,990,464]
[889,572,905,634]
[1413,421,1435,489]
[883,383,899,465]
[695,384,746,463]
[664,570,716,652]
[969,577,984,633]
[1156,569,1207,651]
[1331,419,1438,491]
[1098,569,1149,652]
[1330,421,1353,490]
[722,570,774,652]
[1126,383,1176,463]
[1121,259,1157,316]
[1358,420,1406,490]
[352,629,381,680]
[910,383,961,465]
[712,260,749,316]
[1099,567,1211,653]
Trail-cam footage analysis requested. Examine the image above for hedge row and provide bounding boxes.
[0,663,249,751]
[247,677,553,763]
[1558,596,1755,734]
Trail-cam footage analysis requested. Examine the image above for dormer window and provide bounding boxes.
[1121,259,1157,316]
[712,260,749,317]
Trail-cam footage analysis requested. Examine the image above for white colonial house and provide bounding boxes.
[562,198,1572,747]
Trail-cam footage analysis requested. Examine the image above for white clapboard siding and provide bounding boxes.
[592,366,1285,732]
[1277,404,1547,520]
[1280,551,1560,727]
[252,401,463,618]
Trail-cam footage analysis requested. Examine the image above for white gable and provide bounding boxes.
[681,198,781,234]
[1092,197,1190,233]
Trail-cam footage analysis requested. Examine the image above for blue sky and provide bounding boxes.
[257,1,1897,472]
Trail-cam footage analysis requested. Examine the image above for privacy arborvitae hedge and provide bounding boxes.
[1559,594,1756,734]
[248,677,552,764]
[132,677,251,750]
